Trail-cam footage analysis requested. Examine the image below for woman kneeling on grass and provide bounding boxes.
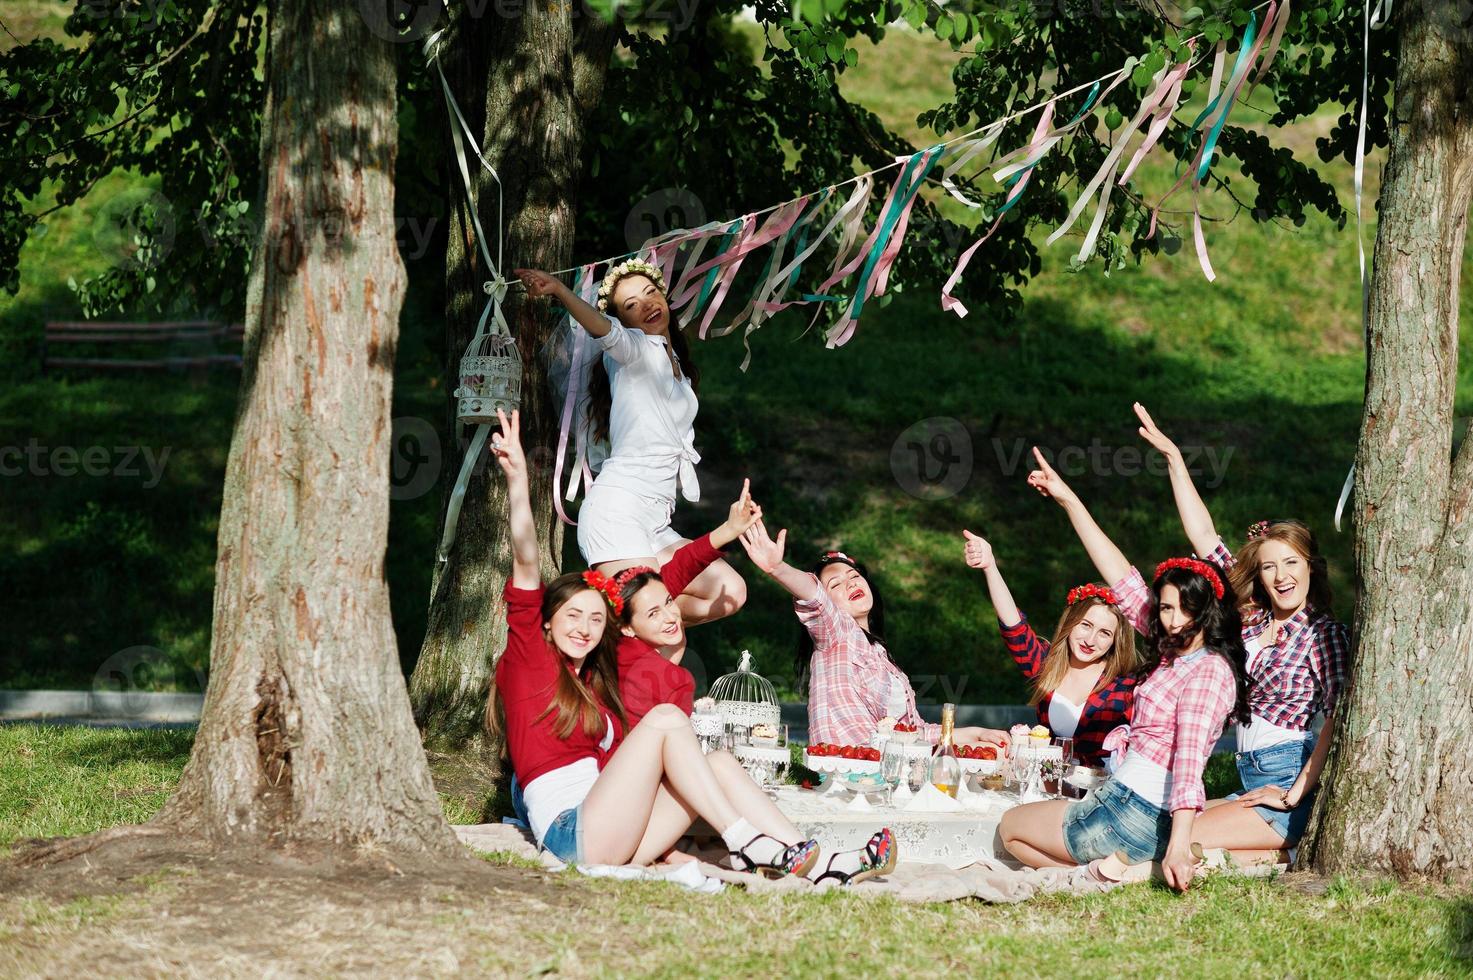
[960,530,1139,768]
[737,518,1008,751]
[487,409,894,884]
[999,452,1248,892]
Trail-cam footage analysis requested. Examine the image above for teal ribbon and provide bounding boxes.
[785,187,835,292]
[1191,11,1258,182]
[844,145,943,322]
[996,80,1101,219]
[686,219,744,323]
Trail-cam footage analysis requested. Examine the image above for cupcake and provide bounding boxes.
[750,723,779,746]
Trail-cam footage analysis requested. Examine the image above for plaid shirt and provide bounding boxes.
[998,613,1137,767]
[1111,541,1350,731]
[796,578,941,746]
[1111,647,1237,812]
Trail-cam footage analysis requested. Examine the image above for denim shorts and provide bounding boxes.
[540,805,585,864]
[1228,735,1316,845]
[1062,779,1173,865]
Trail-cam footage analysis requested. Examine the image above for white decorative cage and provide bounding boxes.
[708,650,781,732]
[455,330,521,424]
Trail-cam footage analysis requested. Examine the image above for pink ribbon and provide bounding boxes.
[692,200,808,339]
[552,263,600,525]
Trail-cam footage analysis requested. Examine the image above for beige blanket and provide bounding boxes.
[450,823,1228,903]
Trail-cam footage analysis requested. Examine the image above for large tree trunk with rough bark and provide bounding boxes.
[1304,1,1473,882]
[155,0,457,854]
[409,11,617,752]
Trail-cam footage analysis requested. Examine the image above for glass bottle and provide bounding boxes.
[930,702,962,798]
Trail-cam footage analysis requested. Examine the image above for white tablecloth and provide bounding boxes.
[772,784,1023,870]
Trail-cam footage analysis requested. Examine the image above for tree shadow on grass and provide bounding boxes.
[52,727,194,769]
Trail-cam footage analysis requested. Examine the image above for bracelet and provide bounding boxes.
[1280,789,1292,808]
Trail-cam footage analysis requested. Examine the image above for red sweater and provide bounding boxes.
[615,534,723,728]
[495,579,625,787]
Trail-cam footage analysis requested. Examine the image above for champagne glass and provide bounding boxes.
[881,739,906,803]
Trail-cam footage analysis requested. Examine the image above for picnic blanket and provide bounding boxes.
[452,823,1277,903]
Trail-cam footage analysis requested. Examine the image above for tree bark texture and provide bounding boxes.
[1306,0,1473,882]
[409,9,617,749]
[156,0,457,854]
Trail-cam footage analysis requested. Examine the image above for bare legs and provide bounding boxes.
[655,539,747,626]
[999,800,1077,869]
[1193,798,1292,866]
[579,705,798,866]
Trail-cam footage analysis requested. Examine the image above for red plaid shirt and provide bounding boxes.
[1111,540,1350,731]
[998,613,1137,767]
[796,578,940,746]
[1113,647,1237,812]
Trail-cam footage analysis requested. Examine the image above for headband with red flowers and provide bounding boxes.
[820,550,854,564]
[580,569,625,616]
[612,565,658,593]
[1066,583,1118,607]
[1246,520,1271,540]
[1153,557,1225,600]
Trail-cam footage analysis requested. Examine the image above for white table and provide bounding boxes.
[771,783,1023,870]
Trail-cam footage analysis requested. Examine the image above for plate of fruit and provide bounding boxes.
[957,744,1001,775]
[803,743,882,775]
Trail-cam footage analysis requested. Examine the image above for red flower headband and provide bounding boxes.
[612,565,658,593]
[1153,557,1225,600]
[1246,520,1271,540]
[820,550,854,563]
[1066,583,1118,606]
[580,569,625,616]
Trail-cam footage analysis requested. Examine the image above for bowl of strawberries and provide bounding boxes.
[957,743,1000,775]
[802,742,882,775]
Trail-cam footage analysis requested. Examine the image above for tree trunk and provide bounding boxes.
[1305,1,1473,882]
[409,11,617,751]
[155,0,457,854]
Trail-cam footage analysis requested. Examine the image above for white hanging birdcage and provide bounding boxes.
[455,329,521,424]
[708,650,781,732]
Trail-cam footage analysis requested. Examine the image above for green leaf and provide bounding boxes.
[937,16,953,41]
[1183,6,1203,24]
[826,36,846,61]
[844,48,858,68]
[1104,107,1124,131]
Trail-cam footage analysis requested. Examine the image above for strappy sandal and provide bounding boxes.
[729,834,820,879]
[813,827,898,886]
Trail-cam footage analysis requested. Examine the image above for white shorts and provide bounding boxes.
[576,482,685,565]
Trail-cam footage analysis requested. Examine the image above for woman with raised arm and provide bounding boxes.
[738,519,1008,751]
[488,409,894,884]
[1000,450,1249,892]
[515,263,744,626]
[960,530,1138,767]
[609,479,763,729]
[1130,403,1350,866]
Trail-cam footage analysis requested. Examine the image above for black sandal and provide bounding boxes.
[729,834,820,879]
[813,827,897,886]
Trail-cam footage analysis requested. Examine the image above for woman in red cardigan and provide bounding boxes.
[609,479,762,728]
[960,529,1139,767]
[488,409,894,884]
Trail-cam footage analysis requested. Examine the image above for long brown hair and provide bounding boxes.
[1227,520,1333,618]
[1029,595,1138,709]
[587,273,700,443]
[485,572,628,742]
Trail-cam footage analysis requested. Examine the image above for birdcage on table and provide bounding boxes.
[708,651,787,785]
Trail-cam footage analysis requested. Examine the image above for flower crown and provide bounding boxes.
[1246,520,1271,540]
[820,550,855,564]
[596,259,667,312]
[580,569,625,616]
[612,565,658,593]
[1066,583,1118,606]
[1153,557,1225,600]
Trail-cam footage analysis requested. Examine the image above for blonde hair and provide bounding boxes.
[1029,596,1138,709]
[1228,520,1333,617]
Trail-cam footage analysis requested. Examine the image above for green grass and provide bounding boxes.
[2,724,1470,977]
[2,16,1471,700]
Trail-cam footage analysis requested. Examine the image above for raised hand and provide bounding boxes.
[1025,446,1077,505]
[723,478,762,538]
[489,407,526,482]
[513,268,566,301]
[961,529,995,571]
[738,519,787,575]
[1134,402,1182,462]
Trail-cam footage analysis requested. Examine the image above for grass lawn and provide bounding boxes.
[2,14,1471,699]
[2,724,1470,977]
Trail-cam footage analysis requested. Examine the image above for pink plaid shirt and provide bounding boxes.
[1110,648,1237,812]
[796,577,941,746]
[1111,540,1349,731]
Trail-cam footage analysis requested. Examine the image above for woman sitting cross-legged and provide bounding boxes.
[487,409,895,883]
[1000,450,1249,892]
[960,529,1139,768]
[738,518,1007,751]
[608,478,764,729]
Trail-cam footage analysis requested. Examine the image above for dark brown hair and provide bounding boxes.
[1228,520,1333,618]
[587,273,700,443]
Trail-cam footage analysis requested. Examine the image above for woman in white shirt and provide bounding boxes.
[517,261,746,627]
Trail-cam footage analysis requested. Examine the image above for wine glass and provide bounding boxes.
[881,739,906,802]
